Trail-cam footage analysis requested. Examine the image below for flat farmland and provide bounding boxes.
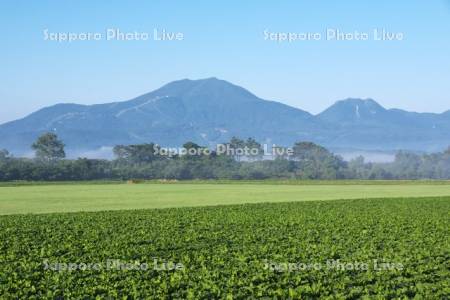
[0,181,449,215]
[0,197,449,298]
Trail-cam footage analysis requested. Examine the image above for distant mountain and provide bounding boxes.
[317,98,387,124]
[0,78,322,155]
[318,98,450,151]
[0,78,449,156]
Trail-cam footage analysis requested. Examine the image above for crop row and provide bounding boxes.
[0,197,449,298]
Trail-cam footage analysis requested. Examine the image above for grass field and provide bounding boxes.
[1,181,449,298]
[0,181,450,215]
[1,197,449,298]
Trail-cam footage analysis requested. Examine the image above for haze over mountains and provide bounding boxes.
[0,78,449,157]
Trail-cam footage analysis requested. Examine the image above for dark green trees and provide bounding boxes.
[113,143,162,164]
[32,133,66,162]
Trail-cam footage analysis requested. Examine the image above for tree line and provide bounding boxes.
[0,133,449,181]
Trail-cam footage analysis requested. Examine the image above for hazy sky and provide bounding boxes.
[1,0,450,124]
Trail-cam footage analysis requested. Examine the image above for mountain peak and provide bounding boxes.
[334,98,383,108]
[165,77,220,85]
[164,77,241,88]
[144,77,260,103]
[318,98,386,123]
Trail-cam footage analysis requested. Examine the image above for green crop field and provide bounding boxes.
[0,181,450,215]
[0,197,449,298]
[1,181,449,298]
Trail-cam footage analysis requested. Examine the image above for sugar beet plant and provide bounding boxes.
[0,197,449,298]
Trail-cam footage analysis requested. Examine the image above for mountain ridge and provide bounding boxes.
[0,78,449,155]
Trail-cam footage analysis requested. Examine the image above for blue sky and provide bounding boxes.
[0,0,449,123]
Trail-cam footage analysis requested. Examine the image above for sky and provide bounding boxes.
[0,0,450,124]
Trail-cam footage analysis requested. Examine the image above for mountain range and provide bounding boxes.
[0,78,449,157]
